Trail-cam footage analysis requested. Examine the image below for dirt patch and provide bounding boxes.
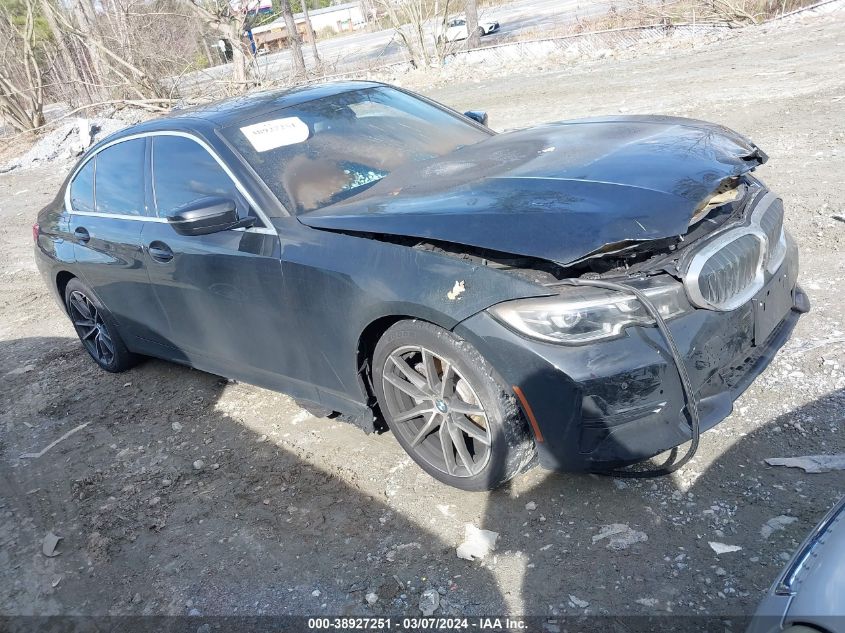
[1,8,844,622]
[0,133,38,170]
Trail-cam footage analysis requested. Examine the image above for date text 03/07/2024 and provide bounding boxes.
[306,617,528,630]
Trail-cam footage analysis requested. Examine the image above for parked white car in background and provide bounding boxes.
[439,17,500,43]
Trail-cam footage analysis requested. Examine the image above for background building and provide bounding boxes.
[250,2,366,52]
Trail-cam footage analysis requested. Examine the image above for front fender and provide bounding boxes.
[272,218,553,410]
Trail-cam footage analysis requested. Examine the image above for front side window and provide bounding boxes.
[94,139,146,216]
[69,158,95,212]
[152,136,244,218]
[222,86,491,214]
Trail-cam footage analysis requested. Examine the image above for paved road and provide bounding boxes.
[181,0,617,91]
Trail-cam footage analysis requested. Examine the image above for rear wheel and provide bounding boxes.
[64,278,138,372]
[373,320,535,491]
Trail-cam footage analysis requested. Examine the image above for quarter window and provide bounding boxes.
[152,136,244,218]
[93,139,147,216]
[69,158,95,212]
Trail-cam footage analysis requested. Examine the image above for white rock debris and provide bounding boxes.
[456,523,499,561]
[419,589,440,616]
[365,592,378,605]
[709,542,743,555]
[568,595,589,609]
[525,501,537,511]
[765,454,845,473]
[761,515,798,539]
[592,523,648,550]
[291,409,313,424]
[6,364,35,376]
[636,598,659,608]
[41,532,62,557]
[2,117,130,172]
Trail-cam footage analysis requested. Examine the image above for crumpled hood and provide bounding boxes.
[299,116,767,266]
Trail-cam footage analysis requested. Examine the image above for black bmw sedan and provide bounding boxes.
[34,81,807,490]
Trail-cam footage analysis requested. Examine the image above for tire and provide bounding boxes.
[64,278,139,373]
[373,319,535,491]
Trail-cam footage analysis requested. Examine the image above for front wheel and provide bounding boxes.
[373,320,535,491]
[65,278,139,372]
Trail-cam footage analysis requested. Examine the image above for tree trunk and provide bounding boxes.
[227,21,249,87]
[184,1,252,90]
[465,0,481,49]
[201,37,215,68]
[71,0,104,83]
[281,0,306,77]
[300,0,320,66]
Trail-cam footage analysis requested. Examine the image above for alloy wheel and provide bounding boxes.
[382,345,492,477]
[68,290,115,366]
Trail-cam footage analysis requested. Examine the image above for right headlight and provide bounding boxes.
[488,276,689,345]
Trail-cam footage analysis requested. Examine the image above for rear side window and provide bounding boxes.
[152,136,243,218]
[94,139,146,216]
[69,159,95,212]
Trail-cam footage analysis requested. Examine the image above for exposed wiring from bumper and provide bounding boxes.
[557,277,701,478]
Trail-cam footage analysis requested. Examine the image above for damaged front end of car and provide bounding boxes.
[299,117,808,471]
[461,176,808,471]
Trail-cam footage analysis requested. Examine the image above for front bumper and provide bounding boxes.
[455,236,807,472]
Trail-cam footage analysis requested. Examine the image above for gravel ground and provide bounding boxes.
[1,8,843,625]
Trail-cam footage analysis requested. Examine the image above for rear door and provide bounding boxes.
[67,137,164,347]
[139,134,298,391]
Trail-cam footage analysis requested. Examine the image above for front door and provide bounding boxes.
[139,134,307,395]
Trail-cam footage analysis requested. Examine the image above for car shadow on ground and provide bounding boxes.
[2,335,843,628]
[478,386,844,628]
[0,336,509,619]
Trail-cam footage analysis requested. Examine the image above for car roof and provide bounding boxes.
[104,80,385,140]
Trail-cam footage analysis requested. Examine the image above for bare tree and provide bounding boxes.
[47,0,167,100]
[464,0,481,48]
[3,0,230,132]
[300,0,320,67]
[185,0,253,87]
[280,0,306,77]
[376,0,448,68]
[0,0,45,131]
[38,0,98,103]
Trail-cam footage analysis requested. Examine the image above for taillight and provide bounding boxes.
[32,223,39,243]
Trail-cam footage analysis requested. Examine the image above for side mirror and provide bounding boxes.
[167,197,255,236]
[464,110,489,126]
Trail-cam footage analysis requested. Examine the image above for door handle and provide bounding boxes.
[73,227,90,244]
[148,241,174,263]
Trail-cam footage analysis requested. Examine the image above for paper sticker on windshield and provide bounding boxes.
[240,117,310,152]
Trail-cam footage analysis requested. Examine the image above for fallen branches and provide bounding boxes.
[20,423,90,459]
